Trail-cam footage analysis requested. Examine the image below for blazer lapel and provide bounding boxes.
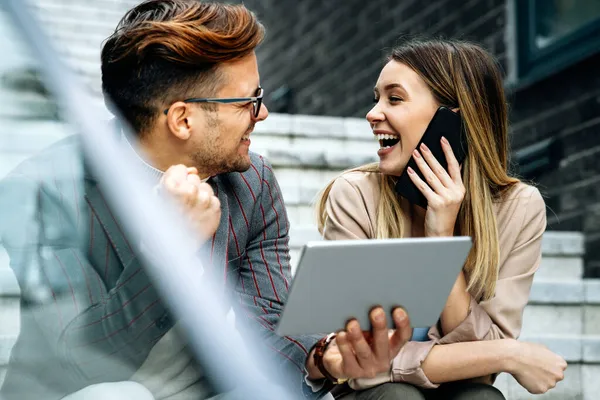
[202,178,230,291]
[84,171,230,292]
[84,176,136,268]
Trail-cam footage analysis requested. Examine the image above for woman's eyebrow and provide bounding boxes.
[373,83,407,93]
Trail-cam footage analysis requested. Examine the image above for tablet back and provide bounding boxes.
[276,237,472,336]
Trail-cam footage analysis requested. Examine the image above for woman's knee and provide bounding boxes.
[356,382,426,400]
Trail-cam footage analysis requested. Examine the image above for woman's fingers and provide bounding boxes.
[440,136,462,184]
[412,149,446,194]
[407,165,438,203]
[419,143,453,188]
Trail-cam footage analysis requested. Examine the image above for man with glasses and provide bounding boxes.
[0,1,411,399]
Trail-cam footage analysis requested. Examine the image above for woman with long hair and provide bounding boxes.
[315,38,567,400]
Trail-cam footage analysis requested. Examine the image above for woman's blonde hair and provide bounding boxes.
[316,39,519,301]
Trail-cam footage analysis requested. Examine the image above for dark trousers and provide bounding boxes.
[336,381,506,400]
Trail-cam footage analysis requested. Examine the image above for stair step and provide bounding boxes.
[253,113,372,141]
[252,137,379,160]
[494,363,592,400]
[288,226,586,275]
[289,226,322,249]
[32,12,118,35]
[522,303,599,337]
[0,120,68,154]
[0,248,19,297]
[280,186,323,207]
[272,169,341,191]
[0,299,19,337]
[0,334,17,368]
[31,0,127,21]
[289,227,585,254]
[259,147,377,170]
[528,280,600,304]
[541,231,584,256]
[535,256,583,280]
[0,154,32,180]
[518,334,600,364]
[0,90,59,120]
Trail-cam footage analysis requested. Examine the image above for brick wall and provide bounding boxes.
[240,0,507,116]
[509,52,600,277]
[240,0,600,277]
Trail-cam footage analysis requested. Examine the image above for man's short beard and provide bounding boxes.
[195,111,252,176]
[191,152,251,177]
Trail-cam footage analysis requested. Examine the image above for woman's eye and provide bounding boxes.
[389,96,403,103]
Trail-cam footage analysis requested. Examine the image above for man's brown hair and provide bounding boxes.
[101,0,265,135]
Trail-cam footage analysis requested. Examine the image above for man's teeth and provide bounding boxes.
[241,135,249,140]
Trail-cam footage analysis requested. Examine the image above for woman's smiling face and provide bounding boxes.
[367,60,440,176]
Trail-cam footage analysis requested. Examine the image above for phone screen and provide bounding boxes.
[394,106,468,209]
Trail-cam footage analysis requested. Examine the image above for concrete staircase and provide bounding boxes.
[26,0,140,97]
[495,234,600,399]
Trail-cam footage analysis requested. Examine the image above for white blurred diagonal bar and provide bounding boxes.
[2,1,298,398]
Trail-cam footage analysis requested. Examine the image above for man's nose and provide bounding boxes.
[254,103,269,122]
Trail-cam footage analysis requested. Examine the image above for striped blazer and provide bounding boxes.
[0,136,324,399]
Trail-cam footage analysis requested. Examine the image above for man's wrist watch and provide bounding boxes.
[313,333,348,385]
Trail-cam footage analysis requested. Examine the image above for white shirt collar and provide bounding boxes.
[120,132,210,183]
[121,132,165,181]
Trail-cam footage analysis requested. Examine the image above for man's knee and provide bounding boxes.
[444,382,506,400]
[63,381,155,400]
[357,382,426,400]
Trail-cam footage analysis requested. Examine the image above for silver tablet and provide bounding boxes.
[276,236,472,336]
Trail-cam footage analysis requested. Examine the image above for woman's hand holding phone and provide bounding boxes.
[406,136,465,237]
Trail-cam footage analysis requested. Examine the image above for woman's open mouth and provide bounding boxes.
[376,133,400,150]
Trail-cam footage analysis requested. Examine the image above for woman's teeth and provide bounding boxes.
[376,134,400,149]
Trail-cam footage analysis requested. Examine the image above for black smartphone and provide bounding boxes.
[395,106,468,209]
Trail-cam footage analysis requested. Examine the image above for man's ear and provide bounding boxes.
[166,101,194,141]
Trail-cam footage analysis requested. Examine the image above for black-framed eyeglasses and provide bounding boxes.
[163,87,264,118]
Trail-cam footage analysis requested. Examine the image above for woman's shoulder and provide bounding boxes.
[326,170,383,219]
[496,181,544,207]
[495,181,546,232]
[330,170,382,196]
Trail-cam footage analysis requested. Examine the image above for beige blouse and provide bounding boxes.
[322,171,546,389]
